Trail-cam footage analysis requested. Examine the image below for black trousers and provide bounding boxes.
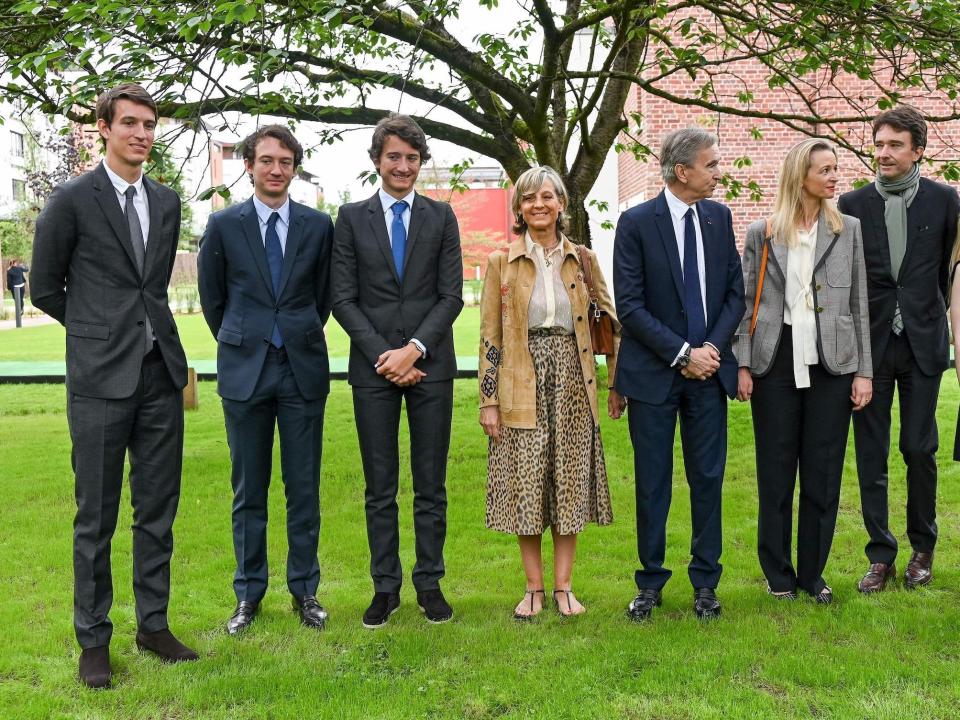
[750,331,853,595]
[853,331,940,564]
[353,380,453,593]
[67,349,183,649]
[628,374,727,591]
[221,348,326,602]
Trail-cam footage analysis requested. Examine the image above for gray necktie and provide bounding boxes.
[124,186,154,354]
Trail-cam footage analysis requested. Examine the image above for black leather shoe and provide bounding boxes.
[293,595,328,629]
[362,592,400,628]
[693,588,721,619]
[79,645,111,689]
[417,589,453,623]
[227,601,260,635]
[135,629,199,662]
[626,589,661,621]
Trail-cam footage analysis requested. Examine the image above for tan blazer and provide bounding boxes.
[478,236,620,429]
[732,213,872,378]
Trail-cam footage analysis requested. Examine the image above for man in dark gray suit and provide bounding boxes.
[31,83,197,689]
[198,125,334,635]
[333,115,463,627]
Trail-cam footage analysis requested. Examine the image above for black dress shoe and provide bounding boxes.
[135,629,199,663]
[227,601,260,635]
[293,595,328,629]
[362,592,400,628]
[417,589,453,623]
[694,588,721,619]
[79,646,111,689]
[626,588,661,622]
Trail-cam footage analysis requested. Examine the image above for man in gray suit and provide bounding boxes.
[198,125,334,635]
[31,83,197,689]
[333,115,463,627]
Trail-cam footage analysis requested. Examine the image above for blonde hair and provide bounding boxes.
[511,165,569,235]
[770,139,844,247]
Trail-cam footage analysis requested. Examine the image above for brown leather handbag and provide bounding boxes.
[575,245,616,355]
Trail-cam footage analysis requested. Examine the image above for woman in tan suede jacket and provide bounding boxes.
[478,165,625,619]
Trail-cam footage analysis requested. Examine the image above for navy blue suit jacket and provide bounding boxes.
[613,191,745,404]
[198,197,334,401]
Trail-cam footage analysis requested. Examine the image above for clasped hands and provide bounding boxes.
[680,344,720,380]
[375,342,425,386]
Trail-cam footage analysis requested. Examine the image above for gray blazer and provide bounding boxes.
[732,213,872,378]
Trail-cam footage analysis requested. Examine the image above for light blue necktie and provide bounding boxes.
[265,211,284,348]
[391,200,408,280]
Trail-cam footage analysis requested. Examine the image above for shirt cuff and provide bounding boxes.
[410,338,427,358]
[703,341,719,355]
[670,342,690,368]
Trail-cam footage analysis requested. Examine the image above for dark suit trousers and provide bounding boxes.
[68,349,183,649]
[353,380,453,593]
[221,349,326,602]
[853,331,940,564]
[751,331,853,595]
[628,374,726,591]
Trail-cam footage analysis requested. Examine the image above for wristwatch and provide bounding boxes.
[677,346,692,368]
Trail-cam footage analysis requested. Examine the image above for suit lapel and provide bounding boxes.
[403,193,427,278]
[867,186,893,277]
[92,164,140,275]
[654,192,685,306]
[698,202,718,320]
[239,199,275,299]
[814,211,838,269]
[768,232,788,287]
[366,193,401,286]
[276,201,303,300]
[142,177,164,279]
[901,181,928,282]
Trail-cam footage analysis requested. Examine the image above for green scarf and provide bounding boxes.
[875,163,921,280]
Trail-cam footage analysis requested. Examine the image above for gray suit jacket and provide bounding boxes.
[332,191,463,387]
[732,213,872,378]
[31,163,187,398]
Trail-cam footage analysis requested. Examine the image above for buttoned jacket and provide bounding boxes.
[732,213,872,378]
[478,236,620,429]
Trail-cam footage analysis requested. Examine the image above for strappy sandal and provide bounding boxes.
[513,589,545,621]
[814,585,833,605]
[552,589,584,616]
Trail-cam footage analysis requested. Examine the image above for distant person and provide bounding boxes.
[332,115,463,627]
[479,165,624,619]
[735,139,872,604]
[31,83,196,689]
[613,128,745,621]
[838,106,959,593]
[6,258,28,313]
[198,125,334,635]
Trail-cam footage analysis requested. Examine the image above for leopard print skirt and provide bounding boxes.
[485,333,613,535]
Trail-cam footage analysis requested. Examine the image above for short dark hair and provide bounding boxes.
[873,106,927,150]
[368,114,431,165]
[241,124,304,169]
[95,83,158,126]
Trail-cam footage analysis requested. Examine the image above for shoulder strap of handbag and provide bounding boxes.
[575,245,599,305]
[749,219,773,338]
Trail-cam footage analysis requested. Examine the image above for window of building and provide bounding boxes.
[12,179,26,201]
[10,131,25,158]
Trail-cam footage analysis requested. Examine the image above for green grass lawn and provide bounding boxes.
[0,308,483,363]
[1,372,959,718]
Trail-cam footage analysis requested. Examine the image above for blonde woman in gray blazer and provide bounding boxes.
[733,139,873,604]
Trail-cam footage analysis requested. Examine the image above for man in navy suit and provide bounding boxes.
[613,128,745,621]
[198,125,333,634]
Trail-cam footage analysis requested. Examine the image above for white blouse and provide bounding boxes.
[784,223,819,388]
[525,233,574,332]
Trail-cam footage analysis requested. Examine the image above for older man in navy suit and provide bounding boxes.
[614,128,745,621]
[198,125,333,635]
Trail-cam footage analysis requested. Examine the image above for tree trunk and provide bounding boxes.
[565,192,592,248]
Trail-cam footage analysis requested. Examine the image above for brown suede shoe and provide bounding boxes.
[79,646,112,689]
[904,552,933,589]
[135,629,199,663]
[857,562,896,593]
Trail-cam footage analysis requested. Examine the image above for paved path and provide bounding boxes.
[0,314,57,331]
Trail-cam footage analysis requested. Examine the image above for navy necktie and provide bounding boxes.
[683,207,706,346]
[391,200,408,280]
[265,211,284,347]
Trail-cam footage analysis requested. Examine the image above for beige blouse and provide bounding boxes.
[525,233,574,332]
[784,222,819,388]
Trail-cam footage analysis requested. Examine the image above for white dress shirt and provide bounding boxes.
[663,187,713,365]
[252,194,290,253]
[102,160,149,242]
